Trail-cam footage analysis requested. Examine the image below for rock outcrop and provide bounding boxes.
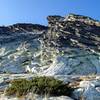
[44,13,100,76]
[0,13,100,100]
[0,13,100,76]
[47,14,100,50]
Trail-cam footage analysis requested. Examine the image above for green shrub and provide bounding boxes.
[6,78,31,97]
[5,76,73,97]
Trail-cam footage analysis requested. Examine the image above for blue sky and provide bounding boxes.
[0,0,100,26]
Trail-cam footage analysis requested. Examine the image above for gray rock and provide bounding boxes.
[0,13,100,75]
[73,79,100,100]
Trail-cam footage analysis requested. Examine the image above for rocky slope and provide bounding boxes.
[0,13,100,75]
[0,23,48,74]
[0,13,100,99]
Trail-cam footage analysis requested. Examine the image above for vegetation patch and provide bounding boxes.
[5,76,73,97]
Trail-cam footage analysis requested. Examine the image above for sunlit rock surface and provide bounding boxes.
[0,14,100,75]
[0,14,100,99]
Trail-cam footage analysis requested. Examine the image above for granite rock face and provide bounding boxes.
[0,23,48,74]
[47,14,100,50]
[0,14,100,75]
[0,13,100,100]
[44,13,100,76]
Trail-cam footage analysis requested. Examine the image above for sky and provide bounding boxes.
[0,0,100,26]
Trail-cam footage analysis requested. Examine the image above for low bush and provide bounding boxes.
[5,76,73,97]
[6,78,31,97]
